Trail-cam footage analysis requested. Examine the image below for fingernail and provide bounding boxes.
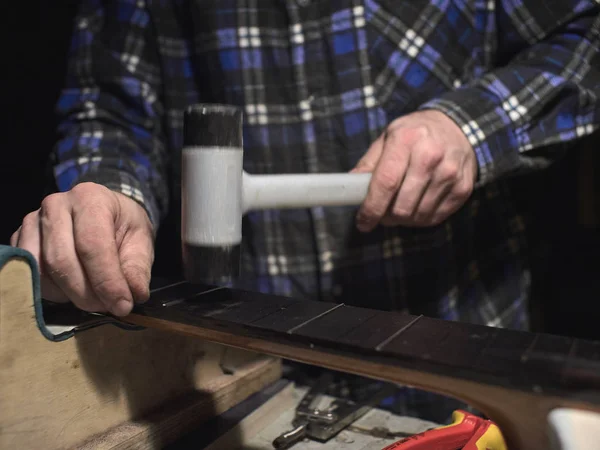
[111,298,132,317]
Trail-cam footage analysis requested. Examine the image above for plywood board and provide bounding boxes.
[0,256,281,449]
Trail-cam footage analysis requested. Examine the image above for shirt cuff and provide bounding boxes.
[76,169,160,231]
[418,88,522,187]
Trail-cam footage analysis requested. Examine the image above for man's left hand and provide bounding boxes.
[352,110,477,231]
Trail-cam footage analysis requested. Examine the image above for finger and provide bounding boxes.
[119,227,154,304]
[412,183,453,226]
[387,170,430,223]
[429,193,464,226]
[15,211,66,302]
[39,195,105,312]
[411,157,461,224]
[387,141,444,223]
[73,204,134,317]
[421,171,474,226]
[425,153,475,225]
[356,132,410,232]
[439,170,474,217]
[351,132,385,173]
[10,226,21,246]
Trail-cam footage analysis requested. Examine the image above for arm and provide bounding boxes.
[419,0,600,186]
[52,0,168,228]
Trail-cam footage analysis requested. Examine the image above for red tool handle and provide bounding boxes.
[381,410,482,450]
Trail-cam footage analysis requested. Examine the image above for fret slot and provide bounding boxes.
[288,304,379,342]
[472,329,535,382]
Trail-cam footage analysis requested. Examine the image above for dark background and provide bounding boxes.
[3,2,599,340]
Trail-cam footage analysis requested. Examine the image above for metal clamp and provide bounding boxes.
[273,373,393,448]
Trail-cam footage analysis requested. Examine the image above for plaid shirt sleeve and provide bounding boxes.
[419,0,600,186]
[52,0,168,228]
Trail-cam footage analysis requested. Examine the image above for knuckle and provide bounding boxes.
[453,180,474,198]
[71,183,114,210]
[388,125,428,146]
[70,182,102,198]
[40,193,64,212]
[418,147,444,171]
[375,170,400,194]
[42,249,72,275]
[76,235,103,261]
[438,162,460,181]
[410,124,429,138]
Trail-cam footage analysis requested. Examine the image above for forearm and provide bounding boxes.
[419,3,600,185]
[52,0,169,228]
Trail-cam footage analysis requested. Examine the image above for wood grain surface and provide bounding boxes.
[0,258,282,450]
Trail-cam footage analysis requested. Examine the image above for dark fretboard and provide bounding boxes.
[131,281,600,400]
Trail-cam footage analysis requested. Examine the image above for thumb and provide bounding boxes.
[351,133,385,173]
[119,227,154,304]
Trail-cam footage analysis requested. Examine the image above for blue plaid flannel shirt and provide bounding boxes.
[53,0,600,335]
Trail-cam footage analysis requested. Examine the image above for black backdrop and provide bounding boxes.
[3,2,599,339]
[2,2,80,246]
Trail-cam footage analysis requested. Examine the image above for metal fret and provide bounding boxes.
[286,303,345,334]
[375,315,423,351]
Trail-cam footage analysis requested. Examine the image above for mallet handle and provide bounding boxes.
[242,172,371,213]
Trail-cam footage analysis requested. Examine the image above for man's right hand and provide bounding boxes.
[11,182,155,317]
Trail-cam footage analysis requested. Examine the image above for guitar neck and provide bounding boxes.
[122,281,600,449]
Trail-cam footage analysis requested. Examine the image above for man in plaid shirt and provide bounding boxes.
[12,1,600,351]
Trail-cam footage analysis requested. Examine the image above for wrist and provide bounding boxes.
[74,170,160,231]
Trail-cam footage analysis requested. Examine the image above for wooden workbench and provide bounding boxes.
[0,247,282,449]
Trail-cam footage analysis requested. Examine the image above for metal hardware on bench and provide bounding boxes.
[272,372,393,448]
